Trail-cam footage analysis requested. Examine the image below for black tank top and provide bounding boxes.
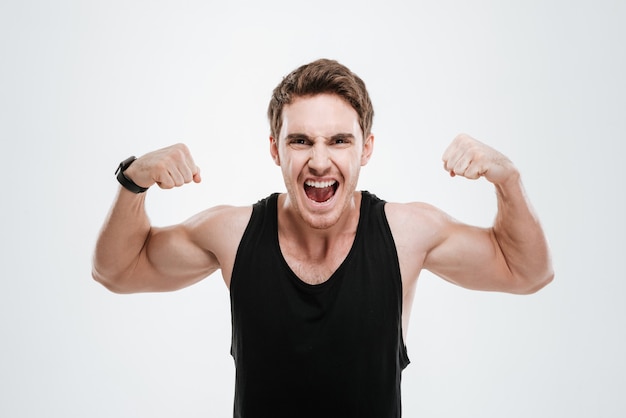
[230,191,410,418]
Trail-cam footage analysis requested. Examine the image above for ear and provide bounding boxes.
[361,134,375,166]
[270,136,280,166]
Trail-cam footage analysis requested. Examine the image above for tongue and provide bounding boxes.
[305,184,335,203]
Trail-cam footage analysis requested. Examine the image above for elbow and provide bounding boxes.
[91,267,137,294]
[515,269,555,295]
[537,269,555,292]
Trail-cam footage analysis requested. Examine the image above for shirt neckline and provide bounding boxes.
[270,191,369,292]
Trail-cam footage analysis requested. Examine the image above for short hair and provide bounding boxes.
[267,59,374,140]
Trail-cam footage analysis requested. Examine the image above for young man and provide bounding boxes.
[93,59,553,417]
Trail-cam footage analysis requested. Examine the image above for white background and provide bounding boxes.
[1,0,624,416]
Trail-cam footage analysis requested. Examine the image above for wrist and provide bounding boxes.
[115,156,149,194]
[495,170,524,201]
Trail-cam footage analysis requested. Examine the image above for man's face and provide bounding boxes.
[270,93,374,230]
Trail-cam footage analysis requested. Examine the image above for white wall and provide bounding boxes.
[1,0,624,416]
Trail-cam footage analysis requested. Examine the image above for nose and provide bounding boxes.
[308,141,331,174]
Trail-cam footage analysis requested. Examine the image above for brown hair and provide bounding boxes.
[267,59,374,139]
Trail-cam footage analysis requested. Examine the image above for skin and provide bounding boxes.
[92,93,554,340]
[270,94,374,284]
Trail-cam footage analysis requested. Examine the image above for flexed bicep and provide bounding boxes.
[138,224,220,292]
[423,219,517,292]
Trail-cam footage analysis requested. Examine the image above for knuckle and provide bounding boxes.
[174,143,190,157]
[455,133,471,142]
[173,142,188,151]
[154,160,169,173]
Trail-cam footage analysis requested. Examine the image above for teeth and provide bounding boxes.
[305,180,337,188]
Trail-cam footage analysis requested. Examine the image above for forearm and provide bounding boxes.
[493,172,554,293]
[92,186,151,291]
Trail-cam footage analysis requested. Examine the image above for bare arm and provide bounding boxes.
[92,144,222,293]
[414,134,553,294]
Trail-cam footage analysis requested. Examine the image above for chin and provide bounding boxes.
[298,195,351,230]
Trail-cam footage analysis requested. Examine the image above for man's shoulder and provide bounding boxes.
[182,203,255,283]
[361,191,441,214]
[358,191,446,228]
[384,200,444,218]
[183,204,254,241]
[383,200,451,247]
[186,192,285,238]
[250,192,281,211]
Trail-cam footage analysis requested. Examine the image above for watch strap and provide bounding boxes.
[115,156,149,194]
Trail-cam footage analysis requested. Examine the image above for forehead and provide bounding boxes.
[280,94,361,138]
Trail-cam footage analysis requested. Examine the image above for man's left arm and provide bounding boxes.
[425,134,554,294]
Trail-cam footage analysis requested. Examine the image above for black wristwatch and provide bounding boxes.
[115,156,149,194]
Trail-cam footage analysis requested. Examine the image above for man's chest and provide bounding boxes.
[280,246,351,285]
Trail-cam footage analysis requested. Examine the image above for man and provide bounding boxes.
[93,59,553,417]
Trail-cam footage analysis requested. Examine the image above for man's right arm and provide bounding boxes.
[92,144,221,293]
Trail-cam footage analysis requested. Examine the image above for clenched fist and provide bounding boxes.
[442,134,517,185]
[124,143,201,189]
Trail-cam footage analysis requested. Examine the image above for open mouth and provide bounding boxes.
[304,180,338,203]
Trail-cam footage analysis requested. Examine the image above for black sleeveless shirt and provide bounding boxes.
[230,192,410,418]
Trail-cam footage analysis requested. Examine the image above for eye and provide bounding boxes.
[332,135,352,145]
[287,136,311,148]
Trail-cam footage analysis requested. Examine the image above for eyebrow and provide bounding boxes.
[285,133,356,141]
[330,133,355,141]
[285,133,310,141]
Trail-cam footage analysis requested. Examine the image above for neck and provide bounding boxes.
[277,192,361,254]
